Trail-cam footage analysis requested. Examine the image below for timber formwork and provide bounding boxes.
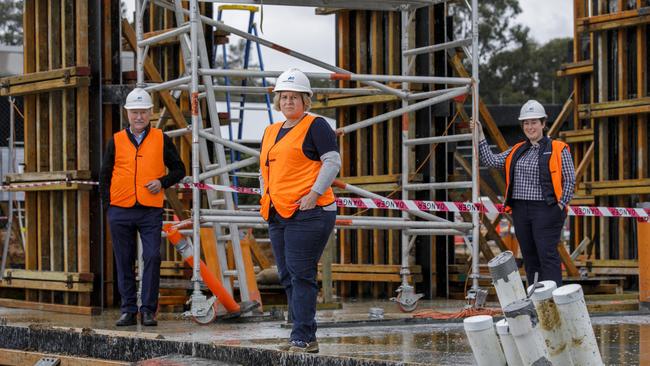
[556,0,649,278]
[0,0,103,314]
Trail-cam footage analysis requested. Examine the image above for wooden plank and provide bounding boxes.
[448,51,508,150]
[586,300,638,312]
[35,0,50,303]
[240,237,263,309]
[22,0,38,303]
[574,142,595,183]
[371,11,385,299]
[584,259,639,267]
[0,279,93,292]
[311,94,400,110]
[5,170,92,183]
[3,269,93,282]
[338,11,353,290]
[49,0,64,277]
[0,298,100,315]
[578,97,650,118]
[579,178,650,189]
[558,243,580,277]
[333,183,400,193]
[577,186,650,196]
[199,228,223,283]
[577,11,650,33]
[61,0,75,68]
[62,0,77,304]
[559,128,594,143]
[337,173,421,185]
[0,66,89,88]
[0,76,90,97]
[245,232,272,270]
[589,267,638,275]
[548,92,575,137]
[3,183,95,192]
[323,273,422,282]
[318,264,421,274]
[0,349,127,366]
[355,10,369,298]
[557,61,594,77]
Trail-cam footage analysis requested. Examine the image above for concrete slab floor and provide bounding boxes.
[1,300,649,365]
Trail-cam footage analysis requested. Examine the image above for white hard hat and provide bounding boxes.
[518,99,547,120]
[124,87,153,110]
[273,68,313,97]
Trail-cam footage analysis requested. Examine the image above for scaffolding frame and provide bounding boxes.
[133,0,481,315]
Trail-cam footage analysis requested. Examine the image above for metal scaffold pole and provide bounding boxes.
[189,0,203,303]
[469,0,484,304]
[136,0,482,315]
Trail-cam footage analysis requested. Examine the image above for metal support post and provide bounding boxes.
[468,0,483,303]
[189,0,207,316]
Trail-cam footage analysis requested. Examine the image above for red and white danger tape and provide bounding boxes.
[3,180,646,222]
[174,182,650,221]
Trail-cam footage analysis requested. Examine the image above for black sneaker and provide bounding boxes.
[288,340,319,353]
[115,312,137,326]
[140,312,158,326]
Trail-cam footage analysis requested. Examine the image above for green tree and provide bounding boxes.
[479,36,572,105]
[453,0,524,61]
[0,0,23,46]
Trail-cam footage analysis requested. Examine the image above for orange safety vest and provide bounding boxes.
[110,128,166,208]
[504,138,567,212]
[259,114,336,220]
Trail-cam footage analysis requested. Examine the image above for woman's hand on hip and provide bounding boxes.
[296,190,320,210]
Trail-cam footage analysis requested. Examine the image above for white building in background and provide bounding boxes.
[0,45,22,76]
[0,45,24,201]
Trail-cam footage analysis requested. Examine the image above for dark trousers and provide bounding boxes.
[511,200,565,286]
[269,207,336,343]
[108,205,163,314]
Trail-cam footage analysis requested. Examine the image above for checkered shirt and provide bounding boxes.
[478,139,575,207]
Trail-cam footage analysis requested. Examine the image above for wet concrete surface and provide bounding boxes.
[1,300,649,365]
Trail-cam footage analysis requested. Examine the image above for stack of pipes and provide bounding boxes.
[463,251,604,365]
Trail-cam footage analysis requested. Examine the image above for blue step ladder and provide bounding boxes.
[215,5,273,203]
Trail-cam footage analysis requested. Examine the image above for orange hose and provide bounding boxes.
[164,223,240,313]
[184,255,240,313]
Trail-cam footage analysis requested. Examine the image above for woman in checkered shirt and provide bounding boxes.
[471,100,575,287]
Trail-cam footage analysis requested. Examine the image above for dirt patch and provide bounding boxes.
[572,336,585,347]
[537,300,561,331]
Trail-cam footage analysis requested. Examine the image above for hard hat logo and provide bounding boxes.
[273,68,313,97]
[124,88,154,110]
[518,99,547,120]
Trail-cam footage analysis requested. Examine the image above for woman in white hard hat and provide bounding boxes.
[471,100,575,287]
[259,68,340,353]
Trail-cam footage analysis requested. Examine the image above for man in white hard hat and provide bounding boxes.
[260,68,340,353]
[471,99,575,287]
[99,88,185,326]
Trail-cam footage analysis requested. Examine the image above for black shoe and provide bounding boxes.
[115,312,137,326]
[140,312,158,326]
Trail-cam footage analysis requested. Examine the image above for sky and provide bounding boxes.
[125,0,574,72]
